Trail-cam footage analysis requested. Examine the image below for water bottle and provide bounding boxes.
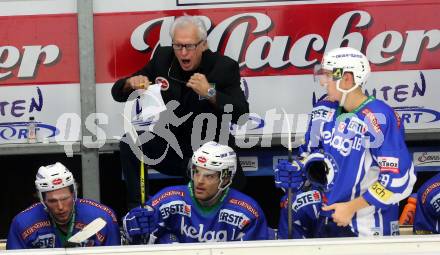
[399,193,417,225]
[28,116,37,143]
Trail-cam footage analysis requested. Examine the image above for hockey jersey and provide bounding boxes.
[128,183,268,243]
[299,96,416,236]
[7,198,120,249]
[278,188,322,239]
[414,173,440,234]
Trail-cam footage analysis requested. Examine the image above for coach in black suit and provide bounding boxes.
[112,15,249,209]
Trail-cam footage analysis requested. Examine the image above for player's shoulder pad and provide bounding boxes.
[359,99,398,133]
[20,202,44,215]
[311,100,338,122]
[11,203,47,227]
[365,99,395,116]
[77,198,118,223]
[150,185,187,207]
[418,174,440,206]
[226,189,263,219]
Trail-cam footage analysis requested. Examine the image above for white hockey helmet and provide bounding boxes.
[191,141,237,191]
[314,47,371,105]
[35,162,77,208]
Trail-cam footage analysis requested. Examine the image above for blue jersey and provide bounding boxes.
[7,199,121,249]
[414,173,440,234]
[278,188,322,239]
[299,97,416,236]
[128,183,268,243]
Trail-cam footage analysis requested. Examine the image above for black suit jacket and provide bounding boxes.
[112,46,249,154]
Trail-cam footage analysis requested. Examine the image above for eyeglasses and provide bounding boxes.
[172,40,204,51]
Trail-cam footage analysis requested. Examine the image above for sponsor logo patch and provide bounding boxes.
[369,182,393,202]
[347,117,368,135]
[228,198,259,218]
[219,209,250,229]
[155,76,170,91]
[198,156,207,163]
[31,233,56,248]
[78,199,118,222]
[311,106,335,121]
[292,190,321,212]
[21,221,51,240]
[421,182,440,204]
[52,178,62,185]
[180,219,244,241]
[362,108,381,133]
[159,200,191,219]
[377,156,400,174]
[152,190,185,206]
[430,193,440,213]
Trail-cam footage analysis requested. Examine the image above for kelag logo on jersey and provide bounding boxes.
[159,201,191,219]
[394,106,440,124]
[180,220,245,242]
[0,122,57,141]
[218,209,250,229]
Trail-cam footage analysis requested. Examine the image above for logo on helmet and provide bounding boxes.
[332,68,343,80]
[52,178,63,185]
[198,156,207,163]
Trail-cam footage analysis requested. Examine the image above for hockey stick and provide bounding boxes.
[121,113,147,205]
[281,108,294,239]
[65,217,106,246]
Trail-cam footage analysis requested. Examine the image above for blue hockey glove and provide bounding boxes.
[274,159,305,191]
[123,205,157,241]
[304,153,332,191]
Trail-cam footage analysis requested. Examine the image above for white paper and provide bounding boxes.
[138,84,166,121]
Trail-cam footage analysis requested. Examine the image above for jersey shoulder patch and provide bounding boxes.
[151,186,186,207]
[227,190,261,218]
[77,199,118,223]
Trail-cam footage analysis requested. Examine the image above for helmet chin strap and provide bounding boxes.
[193,178,230,207]
[198,188,225,207]
[336,79,359,107]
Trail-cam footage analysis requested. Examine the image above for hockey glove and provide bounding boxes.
[123,205,157,242]
[304,153,331,191]
[274,159,306,191]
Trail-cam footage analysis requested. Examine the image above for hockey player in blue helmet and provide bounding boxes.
[7,162,120,249]
[276,47,416,237]
[123,141,268,244]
